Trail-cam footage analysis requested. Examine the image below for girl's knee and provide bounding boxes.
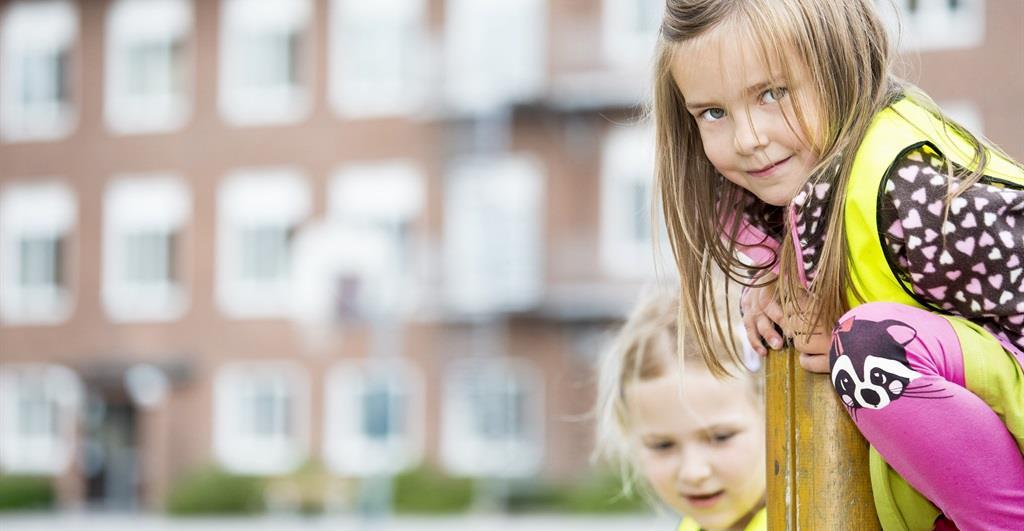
[828,303,932,410]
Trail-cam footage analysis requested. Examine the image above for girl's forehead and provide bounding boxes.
[670,26,793,96]
[627,371,760,433]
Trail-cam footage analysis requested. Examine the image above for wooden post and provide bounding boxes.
[765,349,881,529]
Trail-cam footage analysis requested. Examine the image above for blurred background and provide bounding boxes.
[0,0,1020,529]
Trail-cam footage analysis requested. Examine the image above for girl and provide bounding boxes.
[651,0,1024,528]
[595,289,767,531]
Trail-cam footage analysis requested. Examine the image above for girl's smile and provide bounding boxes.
[747,155,793,178]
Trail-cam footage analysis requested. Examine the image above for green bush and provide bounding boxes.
[165,466,265,515]
[0,475,54,511]
[391,466,474,514]
[506,472,647,514]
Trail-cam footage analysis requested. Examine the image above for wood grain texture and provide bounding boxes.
[765,350,880,530]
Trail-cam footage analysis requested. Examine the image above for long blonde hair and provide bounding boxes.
[593,288,762,500]
[652,0,1011,374]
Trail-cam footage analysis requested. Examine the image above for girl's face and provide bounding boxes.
[670,27,823,207]
[627,369,765,531]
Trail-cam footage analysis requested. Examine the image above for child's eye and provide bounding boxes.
[710,431,737,444]
[645,440,676,452]
[699,108,726,122]
[760,87,788,104]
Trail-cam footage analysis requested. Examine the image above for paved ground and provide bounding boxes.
[0,513,675,531]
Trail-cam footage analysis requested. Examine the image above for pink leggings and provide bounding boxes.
[828,302,1024,529]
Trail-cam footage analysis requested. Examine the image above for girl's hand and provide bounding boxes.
[784,290,832,374]
[740,277,786,357]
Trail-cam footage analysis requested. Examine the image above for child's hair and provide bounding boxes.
[593,287,763,500]
[651,0,1018,374]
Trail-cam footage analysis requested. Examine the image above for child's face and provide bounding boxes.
[627,369,765,530]
[670,28,823,207]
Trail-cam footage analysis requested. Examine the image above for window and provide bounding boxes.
[217,170,310,318]
[601,125,663,277]
[219,0,312,125]
[0,182,76,324]
[0,1,77,141]
[877,0,985,51]
[441,357,543,477]
[105,0,191,134]
[103,175,190,322]
[602,0,663,65]
[444,155,545,315]
[445,0,545,112]
[327,162,424,314]
[323,359,423,476]
[214,362,308,474]
[329,0,427,118]
[0,364,81,474]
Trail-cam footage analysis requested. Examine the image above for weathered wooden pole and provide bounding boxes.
[765,349,881,529]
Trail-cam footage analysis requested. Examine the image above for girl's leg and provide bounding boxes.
[828,301,1024,529]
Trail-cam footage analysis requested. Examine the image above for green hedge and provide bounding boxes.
[506,472,648,514]
[165,466,265,515]
[391,466,474,514]
[0,475,54,511]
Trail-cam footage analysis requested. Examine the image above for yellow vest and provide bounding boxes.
[676,507,767,531]
[843,97,1024,530]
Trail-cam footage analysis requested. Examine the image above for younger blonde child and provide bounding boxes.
[595,289,766,531]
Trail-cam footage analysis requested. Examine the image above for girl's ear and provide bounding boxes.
[883,321,917,346]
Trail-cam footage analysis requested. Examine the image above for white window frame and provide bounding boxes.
[600,124,662,278]
[444,0,545,113]
[104,0,192,135]
[0,182,76,325]
[217,169,310,319]
[444,155,545,315]
[328,162,424,314]
[329,0,427,118]
[878,0,985,51]
[0,363,81,475]
[103,175,190,322]
[219,0,312,126]
[214,361,309,475]
[441,357,543,478]
[0,0,78,142]
[323,358,424,476]
[602,0,663,66]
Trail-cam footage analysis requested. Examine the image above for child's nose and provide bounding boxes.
[733,114,769,154]
[676,447,713,485]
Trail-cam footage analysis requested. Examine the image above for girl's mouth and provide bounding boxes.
[749,156,793,178]
[684,490,725,508]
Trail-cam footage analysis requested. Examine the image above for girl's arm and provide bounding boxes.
[879,145,1024,352]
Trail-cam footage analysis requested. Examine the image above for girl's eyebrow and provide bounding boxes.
[684,80,776,111]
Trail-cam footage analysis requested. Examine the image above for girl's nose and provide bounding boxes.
[676,447,713,486]
[733,113,769,154]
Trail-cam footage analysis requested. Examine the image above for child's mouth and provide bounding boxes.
[749,156,792,177]
[684,490,725,508]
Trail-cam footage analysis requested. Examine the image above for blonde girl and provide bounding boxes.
[651,0,1024,528]
[595,289,766,531]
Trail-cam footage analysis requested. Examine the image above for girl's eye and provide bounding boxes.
[710,431,737,444]
[761,87,788,104]
[699,108,726,122]
[646,440,675,452]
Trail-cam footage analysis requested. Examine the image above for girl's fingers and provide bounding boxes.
[798,352,830,373]
[762,300,785,324]
[743,314,767,356]
[755,314,784,350]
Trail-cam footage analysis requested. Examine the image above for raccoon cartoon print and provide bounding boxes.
[829,317,951,412]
